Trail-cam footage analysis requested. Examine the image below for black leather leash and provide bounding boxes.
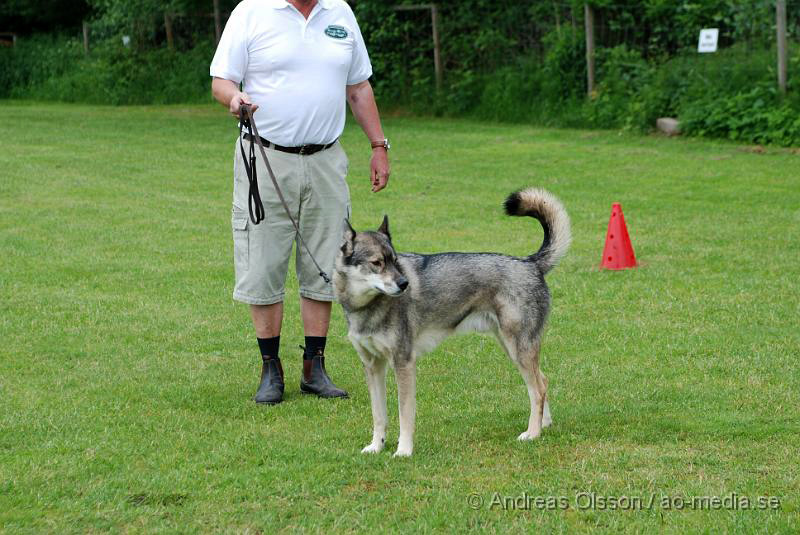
[238,107,265,225]
[238,104,331,284]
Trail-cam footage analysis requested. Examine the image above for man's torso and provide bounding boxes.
[211,0,371,146]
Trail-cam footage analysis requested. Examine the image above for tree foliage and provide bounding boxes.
[0,0,90,34]
[2,0,799,145]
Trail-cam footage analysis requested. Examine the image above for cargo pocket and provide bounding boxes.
[232,215,249,271]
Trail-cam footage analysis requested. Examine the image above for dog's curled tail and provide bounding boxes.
[503,188,571,274]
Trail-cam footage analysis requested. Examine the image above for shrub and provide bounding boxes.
[2,28,798,147]
[0,34,84,98]
[680,84,800,146]
[1,34,214,104]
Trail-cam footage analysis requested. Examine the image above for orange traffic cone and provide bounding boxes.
[600,203,637,270]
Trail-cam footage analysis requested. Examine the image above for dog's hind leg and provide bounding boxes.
[393,361,417,457]
[501,335,548,441]
[360,354,388,454]
[541,373,552,428]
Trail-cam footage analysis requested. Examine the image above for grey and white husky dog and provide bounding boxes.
[333,188,571,457]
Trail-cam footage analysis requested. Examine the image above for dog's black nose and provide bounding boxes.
[397,278,409,291]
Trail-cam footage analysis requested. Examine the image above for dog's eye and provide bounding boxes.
[371,260,382,267]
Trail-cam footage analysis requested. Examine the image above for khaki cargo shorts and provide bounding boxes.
[231,138,350,305]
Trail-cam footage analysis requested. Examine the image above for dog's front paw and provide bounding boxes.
[392,447,412,458]
[393,437,413,457]
[517,430,541,441]
[361,442,384,454]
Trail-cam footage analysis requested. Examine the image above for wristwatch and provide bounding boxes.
[370,138,390,151]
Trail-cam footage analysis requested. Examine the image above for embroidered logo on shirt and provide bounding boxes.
[324,25,348,39]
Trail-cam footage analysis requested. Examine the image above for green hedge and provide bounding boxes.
[2,33,799,146]
[465,35,800,146]
[0,35,213,104]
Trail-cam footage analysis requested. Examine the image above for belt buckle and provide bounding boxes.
[299,145,309,155]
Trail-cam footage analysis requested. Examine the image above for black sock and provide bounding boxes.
[257,336,280,360]
[303,336,326,359]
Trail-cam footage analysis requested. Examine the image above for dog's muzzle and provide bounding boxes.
[387,277,408,296]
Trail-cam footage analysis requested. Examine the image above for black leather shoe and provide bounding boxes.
[300,353,348,399]
[254,357,284,405]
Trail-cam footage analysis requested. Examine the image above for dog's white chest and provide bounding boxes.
[349,330,393,359]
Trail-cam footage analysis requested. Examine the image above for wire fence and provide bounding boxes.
[386,1,799,96]
[61,1,800,99]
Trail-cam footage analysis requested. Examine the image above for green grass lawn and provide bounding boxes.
[1,102,798,534]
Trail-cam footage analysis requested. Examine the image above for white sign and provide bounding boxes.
[698,28,718,53]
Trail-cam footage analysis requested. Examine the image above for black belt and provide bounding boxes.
[242,133,336,155]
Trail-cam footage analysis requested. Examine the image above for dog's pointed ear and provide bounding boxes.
[377,214,391,241]
[341,218,356,257]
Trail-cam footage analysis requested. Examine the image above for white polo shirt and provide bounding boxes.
[210,0,372,146]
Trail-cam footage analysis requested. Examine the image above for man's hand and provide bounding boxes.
[229,91,258,119]
[370,148,390,192]
[346,80,390,193]
[211,77,258,119]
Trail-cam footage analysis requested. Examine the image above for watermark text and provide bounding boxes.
[466,491,781,512]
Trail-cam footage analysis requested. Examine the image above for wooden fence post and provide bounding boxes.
[392,4,443,93]
[584,3,595,96]
[776,0,787,94]
[83,21,89,54]
[431,4,442,92]
[164,13,175,51]
[553,1,562,39]
[213,0,222,44]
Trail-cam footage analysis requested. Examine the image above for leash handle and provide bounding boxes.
[239,104,265,225]
[238,103,332,285]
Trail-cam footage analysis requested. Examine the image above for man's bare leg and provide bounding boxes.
[250,302,284,338]
[300,297,330,337]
